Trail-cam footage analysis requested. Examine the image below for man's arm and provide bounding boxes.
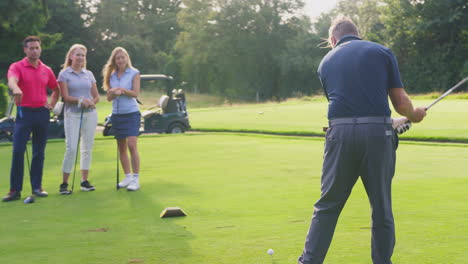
[389,88,426,122]
[8,76,22,105]
[47,87,60,109]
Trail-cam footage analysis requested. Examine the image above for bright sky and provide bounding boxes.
[302,0,340,20]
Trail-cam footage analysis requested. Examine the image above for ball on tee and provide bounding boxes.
[267,249,274,255]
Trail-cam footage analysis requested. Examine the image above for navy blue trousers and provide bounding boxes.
[299,122,397,264]
[10,107,50,192]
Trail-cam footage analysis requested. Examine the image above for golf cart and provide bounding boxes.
[0,97,65,142]
[0,97,15,141]
[102,74,190,136]
[48,104,65,138]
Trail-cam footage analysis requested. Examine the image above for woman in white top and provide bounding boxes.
[58,44,99,194]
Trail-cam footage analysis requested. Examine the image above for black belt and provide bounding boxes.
[21,107,48,112]
[329,117,392,126]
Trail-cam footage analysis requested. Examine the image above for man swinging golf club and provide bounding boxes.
[297,17,426,264]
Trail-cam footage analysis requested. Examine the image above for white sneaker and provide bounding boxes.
[118,175,134,188]
[127,177,140,191]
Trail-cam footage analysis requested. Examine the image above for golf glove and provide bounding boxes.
[394,121,412,135]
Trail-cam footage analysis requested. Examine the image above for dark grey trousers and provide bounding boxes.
[299,120,397,264]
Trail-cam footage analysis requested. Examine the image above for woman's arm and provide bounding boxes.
[91,82,100,104]
[59,81,79,104]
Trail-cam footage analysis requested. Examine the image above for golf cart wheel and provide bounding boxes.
[167,123,185,134]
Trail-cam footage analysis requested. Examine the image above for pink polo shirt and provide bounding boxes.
[7,57,59,107]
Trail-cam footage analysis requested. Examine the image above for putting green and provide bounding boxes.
[0,134,466,263]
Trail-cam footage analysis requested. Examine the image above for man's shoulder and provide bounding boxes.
[9,58,26,69]
[39,61,54,72]
[359,40,392,52]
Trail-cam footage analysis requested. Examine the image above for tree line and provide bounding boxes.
[1,0,467,112]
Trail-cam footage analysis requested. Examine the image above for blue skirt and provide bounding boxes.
[111,111,141,139]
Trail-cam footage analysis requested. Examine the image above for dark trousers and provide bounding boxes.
[10,107,50,192]
[299,122,397,264]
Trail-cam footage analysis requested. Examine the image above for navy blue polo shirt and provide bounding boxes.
[317,35,404,119]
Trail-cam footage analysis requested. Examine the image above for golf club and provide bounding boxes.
[23,139,35,204]
[6,96,14,118]
[116,144,120,190]
[20,103,30,175]
[426,76,468,110]
[393,76,468,134]
[23,195,35,204]
[70,109,84,194]
[116,95,121,190]
[25,144,30,173]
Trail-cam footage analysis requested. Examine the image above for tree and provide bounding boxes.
[0,0,60,77]
[80,0,181,90]
[0,0,61,110]
[41,0,92,74]
[314,0,468,93]
[176,0,317,101]
[382,0,468,92]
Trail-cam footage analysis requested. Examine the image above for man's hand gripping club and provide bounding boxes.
[392,109,426,135]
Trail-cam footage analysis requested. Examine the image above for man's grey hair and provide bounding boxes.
[328,17,359,46]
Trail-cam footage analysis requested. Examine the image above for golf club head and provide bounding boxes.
[23,195,35,204]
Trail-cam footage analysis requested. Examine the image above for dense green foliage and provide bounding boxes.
[0,82,8,116]
[176,0,324,100]
[0,0,466,99]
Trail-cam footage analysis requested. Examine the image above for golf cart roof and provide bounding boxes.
[141,74,174,81]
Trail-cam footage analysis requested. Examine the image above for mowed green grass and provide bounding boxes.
[188,98,468,142]
[0,134,467,264]
[86,94,468,142]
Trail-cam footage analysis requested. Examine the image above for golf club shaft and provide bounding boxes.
[116,143,120,190]
[25,144,31,175]
[71,109,84,192]
[6,96,15,118]
[426,77,468,110]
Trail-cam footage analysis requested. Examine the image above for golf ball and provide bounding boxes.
[267,249,274,255]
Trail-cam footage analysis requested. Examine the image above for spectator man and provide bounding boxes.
[3,36,59,202]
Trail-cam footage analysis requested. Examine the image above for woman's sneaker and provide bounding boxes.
[127,177,140,191]
[80,180,95,191]
[59,183,71,195]
[118,175,134,188]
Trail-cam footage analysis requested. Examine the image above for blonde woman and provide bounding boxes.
[102,47,141,191]
[58,44,99,194]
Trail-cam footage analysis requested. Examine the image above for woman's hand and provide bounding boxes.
[114,88,122,96]
[83,98,95,109]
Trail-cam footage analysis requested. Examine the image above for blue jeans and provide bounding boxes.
[10,107,50,192]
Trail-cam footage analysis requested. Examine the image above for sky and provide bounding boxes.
[302,0,340,20]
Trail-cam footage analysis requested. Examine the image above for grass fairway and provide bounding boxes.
[189,98,468,142]
[0,134,467,264]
